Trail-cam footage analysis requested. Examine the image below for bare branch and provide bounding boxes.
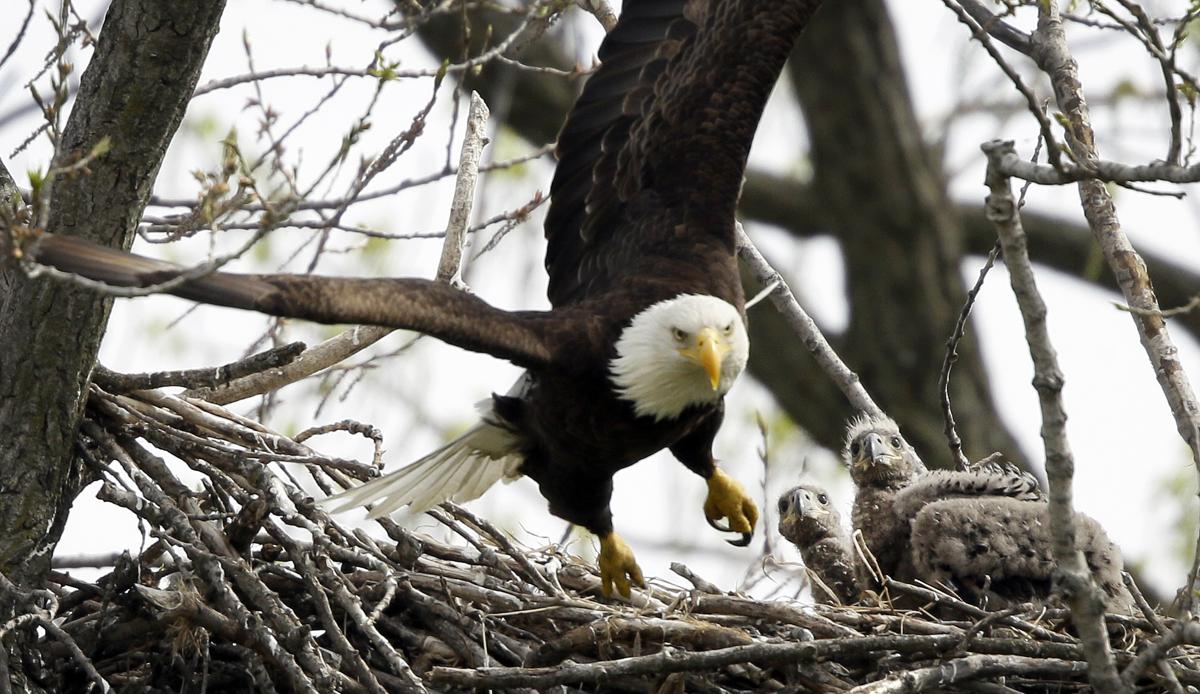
[938,241,1000,471]
[736,224,883,418]
[847,654,1086,693]
[1025,0,1200,613]
[982,139,1121,693]
[93,342,305,393]
[436,92,489,287]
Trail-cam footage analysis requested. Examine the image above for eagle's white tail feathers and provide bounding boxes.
[321,419,522,519]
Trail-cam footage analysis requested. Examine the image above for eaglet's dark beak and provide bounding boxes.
[863,433,888,465]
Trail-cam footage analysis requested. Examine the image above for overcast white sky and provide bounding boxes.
[3,0,1199,601]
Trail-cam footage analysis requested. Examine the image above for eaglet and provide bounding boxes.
[777,483,860,605]
[845,415,1042,582]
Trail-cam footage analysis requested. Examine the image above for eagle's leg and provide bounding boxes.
[703,468,760,546]
[670,405,760,546]
[598,532,644,598]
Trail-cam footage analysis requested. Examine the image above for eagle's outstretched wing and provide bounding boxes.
[544,0,824,307]
[29,234,557,369]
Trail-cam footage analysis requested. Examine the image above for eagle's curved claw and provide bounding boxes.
[726,531,753,548]
[598,532,644,598]
[706,516,732,533]
[703,469,760,543]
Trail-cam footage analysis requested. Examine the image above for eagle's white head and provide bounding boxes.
[609,294,749,421]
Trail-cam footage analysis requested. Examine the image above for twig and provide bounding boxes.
[431,634,1089,688]
[670,563,722,595]
[938,240,1000,471]
[294,419,386,469]
[982,139,1121,693]
[50,553,126,569]
[93,342,305,393]
[847,654,1086,693]
[183,325,396,404]
[736,224,882,418]
[436,92,489,288]
[1113,294,1200,318]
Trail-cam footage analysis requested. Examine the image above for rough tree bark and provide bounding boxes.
[0,0,226,589]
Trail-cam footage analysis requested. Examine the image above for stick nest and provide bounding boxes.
[2,385,1193,694]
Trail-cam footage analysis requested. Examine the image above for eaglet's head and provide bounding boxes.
[610,294,749,421]
[777,483,843,550]
[843,414,926,487]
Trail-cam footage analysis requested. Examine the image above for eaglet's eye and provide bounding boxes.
[889,436,902,448]
[817,493,828,505]
[672,327,688,342]
[849,442,860,456]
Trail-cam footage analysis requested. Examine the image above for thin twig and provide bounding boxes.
[436,92,489,287]
[938,241,1000,471]
[736,224,882,418]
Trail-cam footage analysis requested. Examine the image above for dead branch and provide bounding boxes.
[736,224,883,418]
[983,139,1122,692]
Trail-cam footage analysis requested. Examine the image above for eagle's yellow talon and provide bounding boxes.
[598,532,644,598]
[704,469,760,536]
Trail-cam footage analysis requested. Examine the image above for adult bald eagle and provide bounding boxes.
[20,0,826,596]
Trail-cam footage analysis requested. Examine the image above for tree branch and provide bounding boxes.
[1026,0,1200,614]
[983,139,1121,693]
[185,93,492,405]
[736,225,882,417]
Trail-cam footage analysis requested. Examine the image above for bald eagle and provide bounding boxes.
[21,0,827,596]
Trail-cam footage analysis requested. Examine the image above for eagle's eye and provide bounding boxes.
[672,327,688,342]
[817,493,828,505]
[723,322,734,335]
[889,435,901,448]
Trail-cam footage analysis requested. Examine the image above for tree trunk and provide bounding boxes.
[0,0,226,588]
[740,172,1200,346]
[776,0,1025,466]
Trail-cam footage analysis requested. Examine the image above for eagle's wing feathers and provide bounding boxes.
[545,0,824,306]
[30,234,557,369]
[322,418,522,518]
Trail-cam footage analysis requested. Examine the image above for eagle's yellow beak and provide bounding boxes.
[681,326,731,390]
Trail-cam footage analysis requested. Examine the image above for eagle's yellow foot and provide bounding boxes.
[598,532,644,598]
[704,468,760,547]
